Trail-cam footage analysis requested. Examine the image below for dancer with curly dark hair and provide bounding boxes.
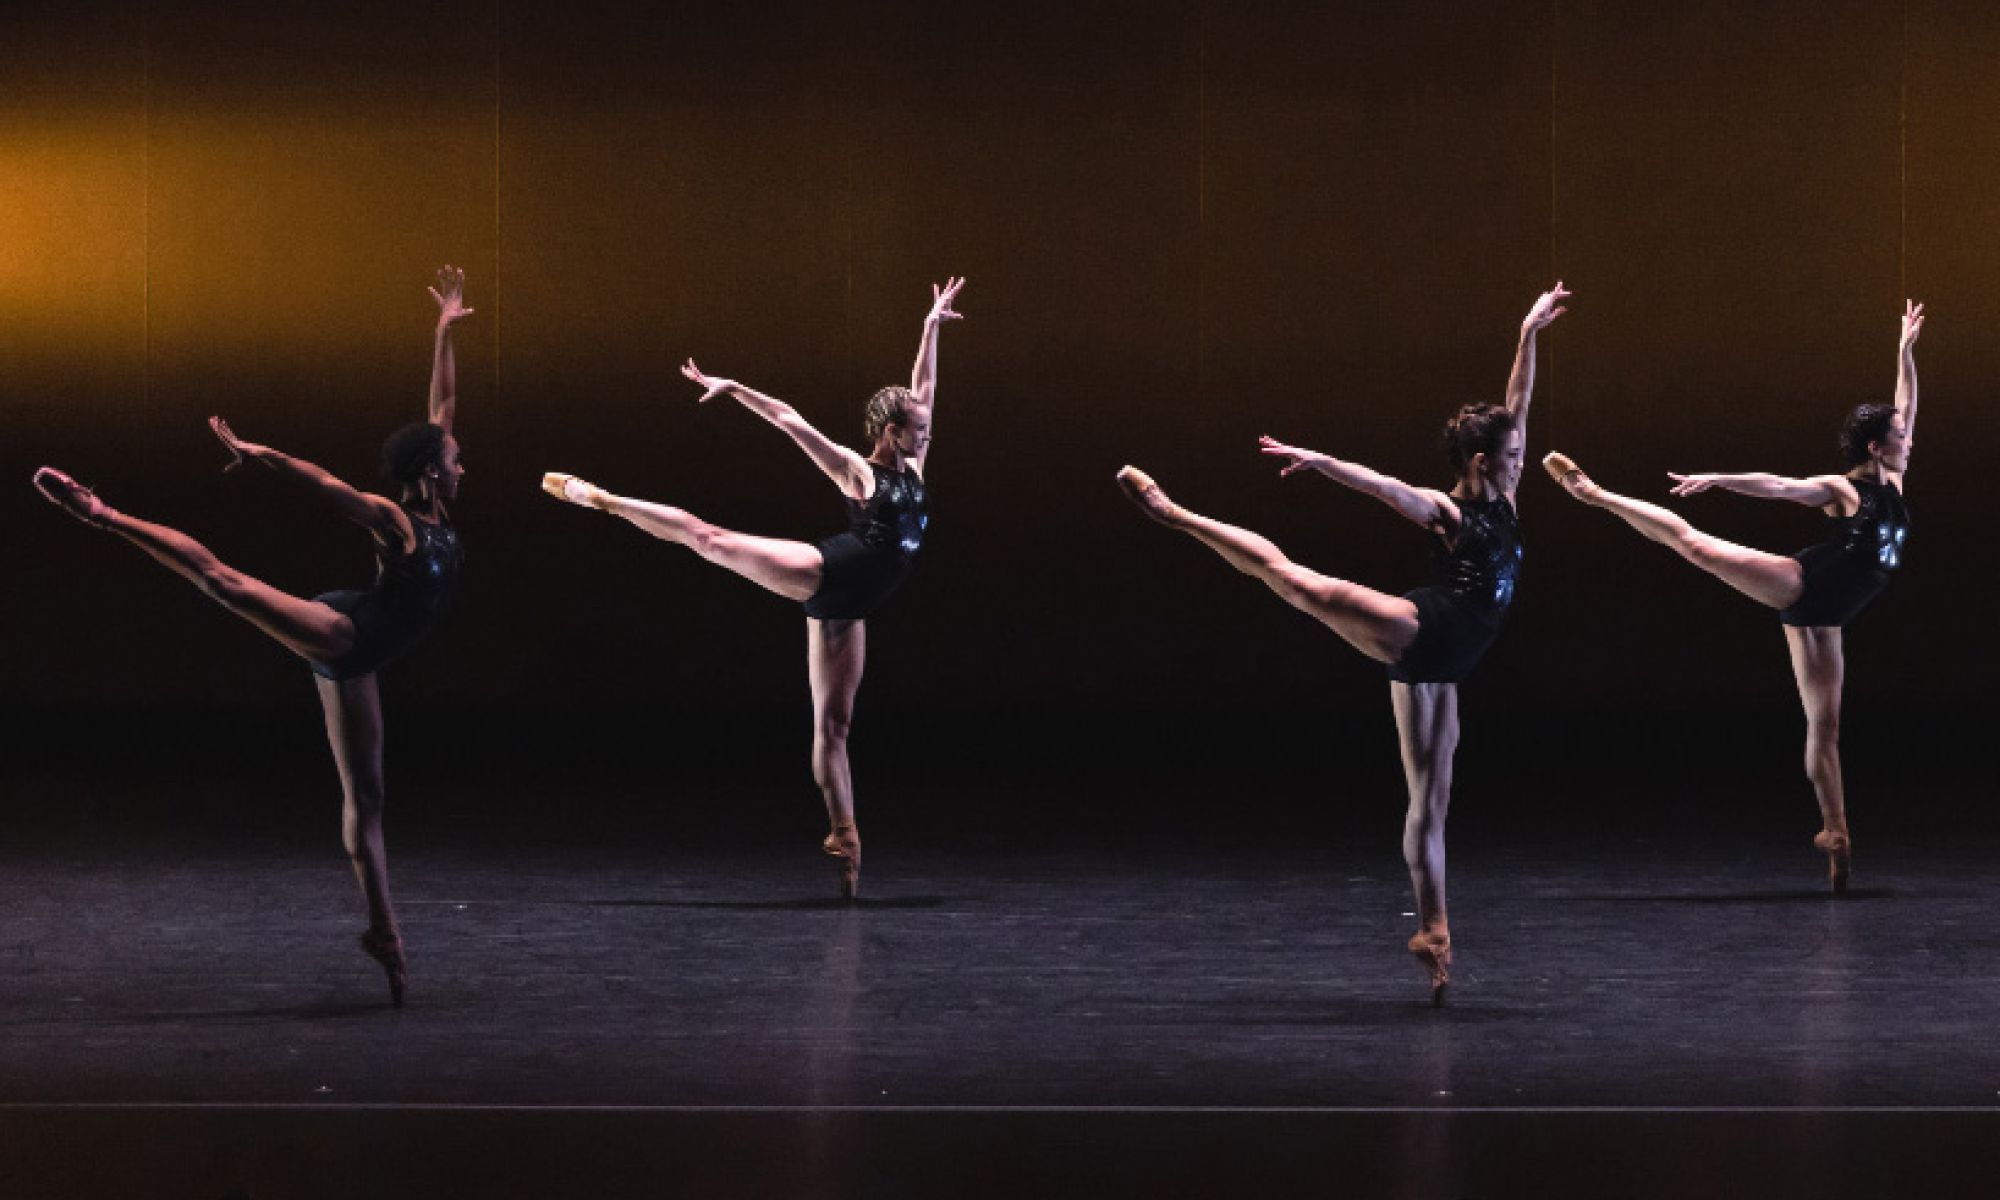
[1117,285,1570,1003]
[32,266,476,1004]
[542,278,964,900]
[1544,301,1923,896]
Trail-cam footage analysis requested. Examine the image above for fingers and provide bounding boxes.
[427,287,443,305]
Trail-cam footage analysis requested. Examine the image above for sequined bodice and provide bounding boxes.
[375,507,463,622]
[1435,495,1522,619]
[1823,477,1909,573]
[846,463,928,557]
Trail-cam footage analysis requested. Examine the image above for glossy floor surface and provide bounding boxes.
[2,834,1995,1107]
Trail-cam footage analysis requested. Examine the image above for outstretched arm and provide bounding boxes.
[1896,299,1923,456]
[1505,282,1571,433]
[426,265,475,435]
[1668,471,1858,509]
[210,417,411,546]
[1259,436,1457,532]
[681,360,875,501]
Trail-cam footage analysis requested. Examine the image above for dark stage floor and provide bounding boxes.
[4,822,1999,1196]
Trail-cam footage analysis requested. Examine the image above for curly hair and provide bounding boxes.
[862,386,919,444]
[1838,403,1896,466]
[380,421,447,485]
[1441,403,1517,474]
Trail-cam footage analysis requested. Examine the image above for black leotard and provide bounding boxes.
[803,462,928,620]
[1387,494,1522,684]
[1779,476,1908,628]
[310,506,463,681]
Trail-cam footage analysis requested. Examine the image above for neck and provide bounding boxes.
[1453,474,1496,501]
[1850,461,1888,483]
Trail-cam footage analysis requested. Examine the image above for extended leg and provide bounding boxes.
[317,673,406,1003]
[1117,467,1419,662]
[544,474,823,603]
[808,617,867,899]
[1392,680,1459,1003]
[1785,625,1851,894]
[34,469,353,661]
[1543,454,1804,609]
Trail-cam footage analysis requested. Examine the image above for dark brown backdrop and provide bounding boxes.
[4,1,1989,753]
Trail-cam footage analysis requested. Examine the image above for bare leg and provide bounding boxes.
[1785,626,1852,894]
[809,617,867,899]
[1392,681,1459,1002]
[34,470,354,661]
[1543,454,1804,609]
[1117,467,1419,663]
[544,474,823,603]
[316,673,406,1002]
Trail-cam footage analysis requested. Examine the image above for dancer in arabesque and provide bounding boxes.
[1117,284,1570,1002]
[541,278,964,900]
[32,266,477,1004]
[1544,301,1922,895]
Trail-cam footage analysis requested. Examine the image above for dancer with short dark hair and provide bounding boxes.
[32,266,477,1004]
[1543,301,1923,895]
[1117,285,1570,1003]
[541,278,964,900]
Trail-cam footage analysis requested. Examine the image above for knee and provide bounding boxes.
[1679,533,1716,567]
[1805,717,1840,753]
[815,710,854,747]
[196,561,245,603]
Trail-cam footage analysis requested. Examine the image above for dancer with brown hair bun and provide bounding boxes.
[31,265,476,1006]
[1543,300,1923,896]
[541,277,964,900]
[1117,284,1569,1004]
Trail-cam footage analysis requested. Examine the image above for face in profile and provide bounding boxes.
[888,409,931,460]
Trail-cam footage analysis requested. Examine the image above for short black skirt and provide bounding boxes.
[1778,547,1890,628]
[803,534,914,621]
[308,589,442,681]
[1386,586,1502,685]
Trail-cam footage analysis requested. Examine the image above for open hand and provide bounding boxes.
[1900,299,1924,351]
[1523,282,1571,333]
[1667,472,1717,497]
[680,358,737,403]
[1259,435,1325,477]
[428,265,475,328]
[209,416,269,472]
[927,277,966,324]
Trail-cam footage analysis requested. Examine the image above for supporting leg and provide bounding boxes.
[808,617,867,900]
[1785,625,1851,895]
[1392,680,1459,1004]
[317,673,406,1004]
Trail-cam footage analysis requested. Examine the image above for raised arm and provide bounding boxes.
[1896,299,1923,455]
[681,359,874,501]
[425,265,475,435]
[906,277,964,476]
[908,276,965,404]
[1259,436,1457,532]
[1504,282,1571,434]
[1668,470,1858,510]
[210,417,411,547]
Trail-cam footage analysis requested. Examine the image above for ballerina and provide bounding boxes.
[1543,301,1923,895]
[541,278,964,899]
[31,265,476,1004]
[1116,284,1570,1002]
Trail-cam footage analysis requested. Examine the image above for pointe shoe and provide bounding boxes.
[359,927,408,1007]
[540,472,606,509]
[1540,452,1596,501]
[822,824,861,901]
[1115,465,1178,523]
[1813,830,1852,896]
[1408,929,1452,1006]
[32,467,113,527]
